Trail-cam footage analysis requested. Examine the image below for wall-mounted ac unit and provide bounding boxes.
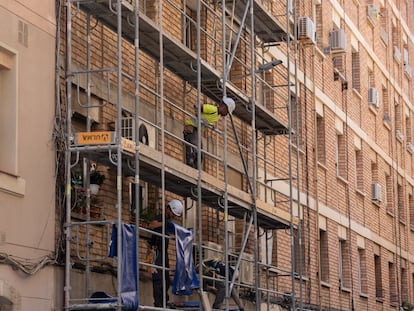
[372,183,382,201]
[396,129,404,142]
[239,254,254,285]
[329,29,346,53]
[407,142,414,154]
[367,4,379,25]
[393,46,401,63]
[298,16,316,43]
[368,87,379,107]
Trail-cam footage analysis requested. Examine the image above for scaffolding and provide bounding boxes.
[62,0,300,310]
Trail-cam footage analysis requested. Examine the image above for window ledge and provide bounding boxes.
[383,119,391,131]
[340,286,352,293]
[369,104,378,115]
[372,200,381,208]
[321,281,331,288]
[359,292,368,298]
[337,175,349,185]
[315,46,327,59]
[356,189,366,197]
[386,210,395,218]
[352,88,362,99]
[317,161,328,171]
[0,172,25,196]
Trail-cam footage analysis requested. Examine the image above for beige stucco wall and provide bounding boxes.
[0,1,57,310]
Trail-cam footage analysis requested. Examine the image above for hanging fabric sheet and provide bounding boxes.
[109,223,139,310]
[172,223,200,295]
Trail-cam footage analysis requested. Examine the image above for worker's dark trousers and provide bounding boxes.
[152,268,170,307]
[184,127,202,169]
[205,278,244,310]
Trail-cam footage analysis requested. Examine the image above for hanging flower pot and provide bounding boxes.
[90,184,100,195]
[89,170,105,195]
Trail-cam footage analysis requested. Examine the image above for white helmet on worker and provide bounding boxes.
[168,199,184,216]
[222,97,235,114]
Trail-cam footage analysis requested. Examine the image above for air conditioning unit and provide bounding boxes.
[367,4,379,25]
[393,46,401,63]
[329,29,346,53]
[407,142,414,154]
[372,183,382,202]
[368,87,379,107]
[298,16,316,43]
[396,129,404,141]
[239,253,254,285]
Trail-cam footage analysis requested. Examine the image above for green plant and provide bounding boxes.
[71,172,83,186]
[402,301,414,311]
[90,170,105,185]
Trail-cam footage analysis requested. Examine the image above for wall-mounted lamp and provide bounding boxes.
[256,59,283,73]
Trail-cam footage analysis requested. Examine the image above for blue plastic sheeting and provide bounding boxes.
[172,223,200,295]
[109,224,139,310]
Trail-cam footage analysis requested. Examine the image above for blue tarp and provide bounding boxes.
[109,224,139,310]
[172,223,200,295]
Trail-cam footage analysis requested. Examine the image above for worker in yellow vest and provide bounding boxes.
[183,97,235,168]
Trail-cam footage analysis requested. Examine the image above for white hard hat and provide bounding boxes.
[222,97,235,114]
[168,199,183,217]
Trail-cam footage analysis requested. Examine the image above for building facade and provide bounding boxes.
[1,0,414,311]
[0,1,57,310]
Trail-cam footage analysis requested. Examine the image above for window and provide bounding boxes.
[389,262,398,305]
[352,51,361,93]
[314,2,323,49]
[130,181,156,223]
[358,248,368,295]
[0,46,18,175]
[409,193,414,230]
[382,87,391,127]
[368,68,375,88]
[374,254,383,300]
[401,262,408,303]
[183,6,196,50]
[355,148,363,191]
[379,7,388,45]
[339,239,351,289]
[406,115,412,146]
[336,133,346,179]
[403,44,412,78]
[398,182,406,223]
[316,115,326,164]
[319,229,329,283]
[385,172,393,214]
[395,101,403,141]
[291,95,303,148]
[294,228,306,276]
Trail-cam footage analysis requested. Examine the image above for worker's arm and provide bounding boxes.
[147,219,162,230]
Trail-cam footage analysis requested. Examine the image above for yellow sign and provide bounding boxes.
[121,137,136,154]
[76,131,113,145]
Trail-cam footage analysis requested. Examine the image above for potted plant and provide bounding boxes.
[89,170,105,195]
